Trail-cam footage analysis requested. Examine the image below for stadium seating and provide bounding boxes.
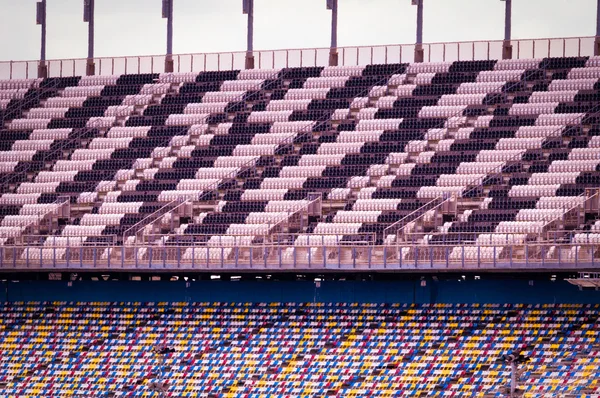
[0,301,598,397]
[2,56,600,266]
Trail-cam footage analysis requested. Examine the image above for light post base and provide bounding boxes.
[86,59,95,76]
[245,54,255,69]
[164,58,174,73]
[329,50,338,66]
[414,46,424,63]
[503,42,513,60]
[38,63,48,79]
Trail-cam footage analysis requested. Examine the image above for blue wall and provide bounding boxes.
[2,278,599,304]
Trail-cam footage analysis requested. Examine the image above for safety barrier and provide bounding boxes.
[1,242,598,271]
[0,36,596,79]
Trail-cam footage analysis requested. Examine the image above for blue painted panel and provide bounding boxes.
[3,279,600,304]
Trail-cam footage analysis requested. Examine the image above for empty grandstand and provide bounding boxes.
[2,46,600,270]
[2,0,600,396]
[0,277,599,397]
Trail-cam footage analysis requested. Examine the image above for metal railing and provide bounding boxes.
[540,193,594,234]
[21,234,117,246]
[381,62,564,241]
[1,242,598,271]
[139,232,378,246]
[0,196,69,240]
[0,125,102,194]
[125,62,410,243]
[402,106,600,241]
[120,65,287,243]
[0,36,596,79]
[383,196,447,240]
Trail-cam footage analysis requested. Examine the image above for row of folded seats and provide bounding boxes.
[3,57,600,253]
[0,302,598,397]
[310,59,600,251]
[2,63,409,249]
[122,64,410,251]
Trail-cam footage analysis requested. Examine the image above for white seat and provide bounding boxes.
[241,189,288,201]
[78,75,120,86]
[176,179,220,190]
[166,113,208,126]
[266,99,311,112]
[313,223,362,235]
[30,128,72,140]
[260,178,306,189]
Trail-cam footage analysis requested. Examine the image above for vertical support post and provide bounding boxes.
[413,0,424,62]
[163,0,174,73]
[84,0,95,75]
[243,0,255,69]
[510,362,517,397]
[502,0,513,59]
[37,0,48,78]
[596,0,600,55]
[327,0,338,66]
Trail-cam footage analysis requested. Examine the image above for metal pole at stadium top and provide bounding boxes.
[503,0,512,42]
[163,0,174,72]
[36,0,48,78]
[326,0,339,66]
[415,0,423,45]
[595,0,600,55]
[500,0,513,59]
[83,0,96,75]
[411,0,424,62]
[243,0,255,69]
[597,0,600,37]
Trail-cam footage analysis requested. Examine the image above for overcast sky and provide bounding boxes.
[0,0,596,62]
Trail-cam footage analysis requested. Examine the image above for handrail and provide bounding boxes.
[122,170,248,243]
[541,192,595,231]
[461,107,600,201]
[125,62,410,243]
[262,196,321,232]
[394,80,600,240]
[382,65,554,239]
[121,68,288,243]
[142,232,378,246]
[0,80,54,126]
[0,196,69,239]
[135,196,320,245]
[21,234,117,246]
[2,242,600,271]
[404,230,532,245]
[2,241,598,251]
[125,197,185,243]
[382,196,444,238]
[0,79,65,192]
[272,232,378,246]
[1,36,595,78]
[0,126,101,193]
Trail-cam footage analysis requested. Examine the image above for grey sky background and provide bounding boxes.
[0,0,596,62]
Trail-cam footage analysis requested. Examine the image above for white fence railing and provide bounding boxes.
[1,243,599,271]
[0,36,597,79]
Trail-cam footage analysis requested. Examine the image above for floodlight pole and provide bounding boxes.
[163,0,174,73]
[84,0,95,76]
[243,0,255,69]
[501,0,513,59]
[327,0,338,66]
[412,0,424,63]
[37,0,48,78]
[596,0,600,55]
